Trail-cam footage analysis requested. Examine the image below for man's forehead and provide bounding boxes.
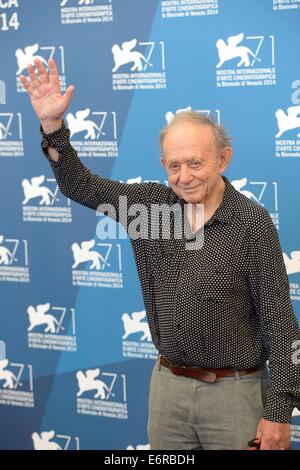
[164,153,207,163]
[163,125,216,151]
[164,122,215,140]
[162,143,218,162]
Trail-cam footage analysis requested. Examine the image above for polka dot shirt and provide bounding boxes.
[41,122,300,423]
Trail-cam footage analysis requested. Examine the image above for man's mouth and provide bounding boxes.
[181,186,199,191]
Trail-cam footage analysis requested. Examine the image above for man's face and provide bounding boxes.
[161,122,230,204]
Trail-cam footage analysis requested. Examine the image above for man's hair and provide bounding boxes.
[159,110,232,157]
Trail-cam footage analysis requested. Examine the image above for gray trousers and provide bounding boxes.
[147,358,269,450]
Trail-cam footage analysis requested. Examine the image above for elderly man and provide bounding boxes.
[20,58,300,450]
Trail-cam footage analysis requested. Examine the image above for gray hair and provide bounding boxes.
[159,110,231,157]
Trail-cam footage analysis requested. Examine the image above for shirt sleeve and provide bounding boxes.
[248,210,300,423]
[40,120,153,223]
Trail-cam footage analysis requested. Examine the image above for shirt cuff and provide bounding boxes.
[263,397,295,423]
[40,120,71,165]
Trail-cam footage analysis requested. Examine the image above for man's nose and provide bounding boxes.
[179,166,193,184]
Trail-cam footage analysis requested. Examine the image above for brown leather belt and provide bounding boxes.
[159,355,260,383]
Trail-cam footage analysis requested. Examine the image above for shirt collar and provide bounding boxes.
[206,175,236,226]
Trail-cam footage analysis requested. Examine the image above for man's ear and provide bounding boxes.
[219,147,232,173]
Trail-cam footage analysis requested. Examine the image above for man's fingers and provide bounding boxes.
[27,63,41,88]
[64,85,74,101]
[63,85,74,104]
[19,75,34,95]
[48,58,60,88]
[34,59,49,84]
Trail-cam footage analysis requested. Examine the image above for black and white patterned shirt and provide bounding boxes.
[41,122,300,423]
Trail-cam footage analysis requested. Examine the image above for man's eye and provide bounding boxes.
[169,164,179,170]
[190,162,201,168]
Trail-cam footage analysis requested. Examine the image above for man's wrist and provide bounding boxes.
[40,118,63,134]
[40,118,70,165]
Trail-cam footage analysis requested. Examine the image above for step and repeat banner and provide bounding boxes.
[0,0,300,450]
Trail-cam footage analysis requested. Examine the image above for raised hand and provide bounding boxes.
[20,58,74,133]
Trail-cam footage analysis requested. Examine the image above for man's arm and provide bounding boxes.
[39,121,152,219]
[21,58,153,219]
[248,210,300,449]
